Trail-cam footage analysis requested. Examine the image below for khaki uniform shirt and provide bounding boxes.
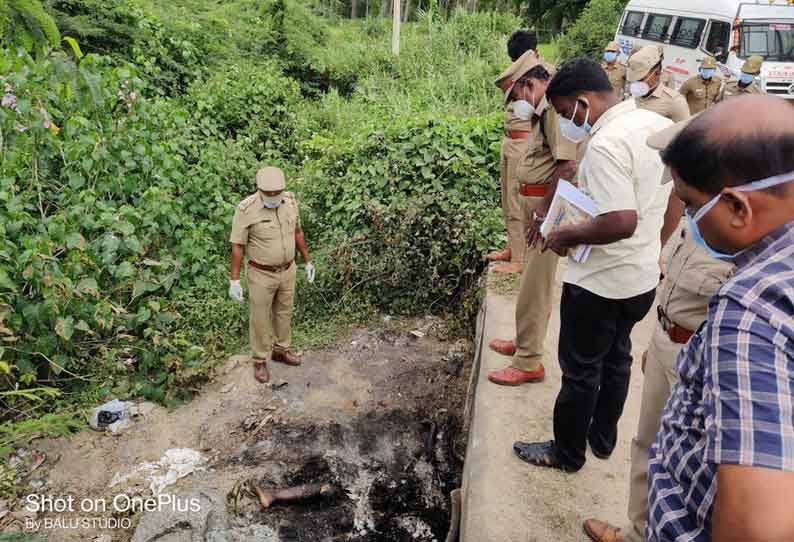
[659,221,735,331]
[229,192,300,267]
[602,62,627,99]
[504,101,532,133]
[565,100,673,300]
[719,80,764,101]
[515,96,579,185]
[636,84,691,122]
[679,75,723,114]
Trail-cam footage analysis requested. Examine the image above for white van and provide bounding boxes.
[615,0,794,100]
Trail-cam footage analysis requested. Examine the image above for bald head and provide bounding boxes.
[661,95,794,195]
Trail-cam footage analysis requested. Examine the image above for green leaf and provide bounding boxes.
[75,320,91,332]
[65,232,86,251]
[77,278,99,297]
[115,261,135,279]
[132,280,160,299]
[63,36,84,59]
[55,317,74,341]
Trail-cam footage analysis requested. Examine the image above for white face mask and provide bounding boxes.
[513,100,533,121]
[559,99,591,143]
[512,86,537,121]
[630,81,650,98]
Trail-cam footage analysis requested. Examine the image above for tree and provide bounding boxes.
[0,0,61,53]
[556,0,629,60]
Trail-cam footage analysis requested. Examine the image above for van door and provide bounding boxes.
[664,16,708,87]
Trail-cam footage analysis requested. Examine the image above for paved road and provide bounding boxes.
[461,262,659,542]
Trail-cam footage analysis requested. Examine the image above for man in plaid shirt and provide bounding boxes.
[646,95,794,542]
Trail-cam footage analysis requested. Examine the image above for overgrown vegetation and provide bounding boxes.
[0,0,521,433]
[556,0,628,61]
[0,0,622,472]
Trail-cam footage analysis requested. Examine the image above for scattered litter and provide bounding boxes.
[269,379,288,390]
[220,383,236,394]
[409,330,425,339]
[87,399,156,434]
[110,448,206,495]
[8,449,46,479]
[0,499,8,521]
[94,535,112,542]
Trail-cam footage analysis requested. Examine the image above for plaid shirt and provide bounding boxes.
[647,220,794,542]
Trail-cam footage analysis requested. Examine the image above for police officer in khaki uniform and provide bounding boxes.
[582,120,734,542]
[488,58,581,386]
[678,55,723,114]
[229,167,315,383]
[602,41,627,99]
[719,55,765,101]
[626,46,690,122]
[489,50,545,274]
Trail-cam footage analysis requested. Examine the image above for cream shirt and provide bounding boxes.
[564,100,673,300]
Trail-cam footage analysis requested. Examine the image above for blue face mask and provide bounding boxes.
[685,171,794,260]
[700,68,716,80]
[740,73,755,86]
[263,201,281,209]
[604,52,618,63]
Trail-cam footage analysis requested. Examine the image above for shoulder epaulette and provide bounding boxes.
[237,193,259,211]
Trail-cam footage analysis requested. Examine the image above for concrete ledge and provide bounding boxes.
[460,265,657,541]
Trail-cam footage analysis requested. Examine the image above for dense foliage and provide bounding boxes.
[556,0,628,61]
[0,1,522,423]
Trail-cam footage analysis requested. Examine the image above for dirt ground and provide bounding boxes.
[5,318,472,542]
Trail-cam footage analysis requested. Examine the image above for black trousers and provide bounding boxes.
[553,283,656,471]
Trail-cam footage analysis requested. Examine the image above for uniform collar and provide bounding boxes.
[590,99,636,136]
[647,83,666,99]
[535,95,550,117]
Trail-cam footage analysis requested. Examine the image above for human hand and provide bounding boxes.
[542,228,573,257]
[526,211,546,249]
[228,280,244,303]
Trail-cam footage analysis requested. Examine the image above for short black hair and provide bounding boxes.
[546,57,613,99]
[516,64,551,85]
[662,123,794,195]
[508,30,538,61]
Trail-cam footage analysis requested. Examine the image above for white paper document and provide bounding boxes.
[540,180,597,263]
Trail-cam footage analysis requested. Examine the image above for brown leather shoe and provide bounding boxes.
[583,518,624,542]
[488,365,545,386]
[272,349,302,366]
[493,262,523,274]
[253,361,270,384]
[486,247,511,262]
[489,339,517,356]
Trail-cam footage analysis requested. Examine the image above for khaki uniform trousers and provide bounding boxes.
[513,195,559,371]
[624,323,681,542]
[246,263,297,360]
[500,136,530,264]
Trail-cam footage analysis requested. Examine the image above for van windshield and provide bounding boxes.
[739,22,794,61]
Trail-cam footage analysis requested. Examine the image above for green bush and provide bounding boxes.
[556,0,628,61]
[186,62,302,160]
[300,115,504,317]
[0,50,247,406]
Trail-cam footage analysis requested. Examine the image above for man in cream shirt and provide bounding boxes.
[512,58,681,473]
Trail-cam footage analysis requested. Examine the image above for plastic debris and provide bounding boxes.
[8,449,46,479]
[88,399,156,433]
[110,448,206,495]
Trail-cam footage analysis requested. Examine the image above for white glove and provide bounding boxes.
[305,263,316,284]
[228,280,244,303]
